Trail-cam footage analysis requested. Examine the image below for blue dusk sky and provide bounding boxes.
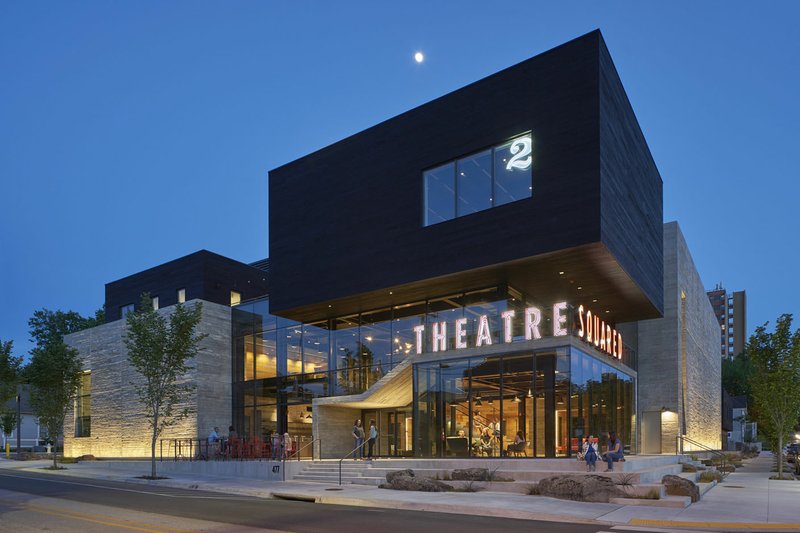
[1,2,798,357]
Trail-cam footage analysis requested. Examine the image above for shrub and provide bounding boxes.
[699,471,723,483]
[629,488,660,500]
[452,480,483,492]
[681,463,698,472]
[526,484,540,495]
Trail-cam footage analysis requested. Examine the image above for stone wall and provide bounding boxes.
[621,222,721,453]
[64,300,232,458]
[313,404,361,459]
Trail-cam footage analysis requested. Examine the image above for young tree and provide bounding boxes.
[1,411,18,453]
[0,339,22,405]
[125,294,205,479]
[26,341,82,468]
[748,314,800,479]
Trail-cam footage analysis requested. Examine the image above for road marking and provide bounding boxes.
[630,519,800,529]
[6,500,199,533]
[0,471,254,500]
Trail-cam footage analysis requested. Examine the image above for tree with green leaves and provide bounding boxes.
[747,314,800,479]
[722,352,754,399]
[26,340,82,468]
[28,308,104,348]
[1,411,18,452]
[25,308,101,467]
[124,294,205,479]
[1,339,22,405]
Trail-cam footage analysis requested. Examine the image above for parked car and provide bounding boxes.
[786,443,800,462]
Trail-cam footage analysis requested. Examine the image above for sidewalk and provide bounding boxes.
[2,452,799,530]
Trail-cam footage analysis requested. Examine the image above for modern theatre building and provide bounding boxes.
[64,31,720,460]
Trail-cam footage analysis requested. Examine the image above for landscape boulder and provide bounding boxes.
[380,469,453,492]
[536,475,621,503]
[451,468,489,481]
[662,474,700,502]
[385,469,415,484]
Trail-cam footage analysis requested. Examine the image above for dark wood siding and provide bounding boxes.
[599,38,664,314]
[104,250,269,322]
[269,30,663,322]
[270,32,605,315]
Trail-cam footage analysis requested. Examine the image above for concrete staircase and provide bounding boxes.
[292,455,686,490]
[292,461,373,484]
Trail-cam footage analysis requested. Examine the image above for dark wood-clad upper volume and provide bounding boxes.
[268,30,663,324]
[104,250,269,322]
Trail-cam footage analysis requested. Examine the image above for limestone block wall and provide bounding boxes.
[622,222,721,453]
[64,300,232,458]
[313,404,361,459]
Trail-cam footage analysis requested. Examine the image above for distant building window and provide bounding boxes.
[177,288,186,304]
[230,291,242,306]
[152,296,159,310]
[75,371,91,437]
[120,303,134,318]
[423,133,532,226]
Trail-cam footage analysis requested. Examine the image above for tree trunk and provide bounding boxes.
[151,429,157,478]
[52,434,58,470]
[151,411,158,479]
[777,433,783,478]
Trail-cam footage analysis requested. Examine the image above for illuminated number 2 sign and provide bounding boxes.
[505,136,532,171]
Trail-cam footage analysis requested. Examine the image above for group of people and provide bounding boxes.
[206,425,293,460]
[577,431,624,471]
[351,419,378,460]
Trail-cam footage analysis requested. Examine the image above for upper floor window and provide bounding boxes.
[152,296,159,310]
[177,288,186,304]
[231,290,242,306]
[120,303,134,318]
[424,133,532,226]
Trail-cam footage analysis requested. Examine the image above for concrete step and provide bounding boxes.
[610,495,691,508]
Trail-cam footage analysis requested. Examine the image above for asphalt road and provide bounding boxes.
[0,469,609,533]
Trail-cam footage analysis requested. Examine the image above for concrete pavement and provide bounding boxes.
[2,452,798,530]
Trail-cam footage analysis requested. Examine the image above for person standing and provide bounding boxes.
[270,430,281,461]
[352,419,365,460]
[283,432,292,459]
[367,419,378,460]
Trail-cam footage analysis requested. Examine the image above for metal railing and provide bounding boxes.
[289,438,321,462]
[339,441,368,485]
[677,434,731,479]
[159,435,320,462]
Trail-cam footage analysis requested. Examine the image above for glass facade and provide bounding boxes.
[413,347,634,458]
[232,286,636,458]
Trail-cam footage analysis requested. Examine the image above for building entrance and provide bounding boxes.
[362,406,413,457]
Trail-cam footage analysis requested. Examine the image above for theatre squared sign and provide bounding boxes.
[412,302,623,361]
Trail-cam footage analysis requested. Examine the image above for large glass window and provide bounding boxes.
[456,150,492,216]
[424,163,455,225]
[493,138,533,206]
[423,133,532,226]
[75,371,91,437]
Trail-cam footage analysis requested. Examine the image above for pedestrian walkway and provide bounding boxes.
[2,452,798,530]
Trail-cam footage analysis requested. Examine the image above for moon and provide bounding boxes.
[414,51,424,63]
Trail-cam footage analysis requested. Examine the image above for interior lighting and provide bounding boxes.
[527,389,533,398]
[513,395,521,403]
[558,271,565,275]
[577,286,582,290]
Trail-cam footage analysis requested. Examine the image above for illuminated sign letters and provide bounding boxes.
[505,136,532,171]
[412,300,624,363]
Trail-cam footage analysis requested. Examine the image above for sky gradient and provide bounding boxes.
[2,1,798,356]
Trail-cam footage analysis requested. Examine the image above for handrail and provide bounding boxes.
[677,434,731,479]
[290,438,322,461]
[339,441,367,485]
